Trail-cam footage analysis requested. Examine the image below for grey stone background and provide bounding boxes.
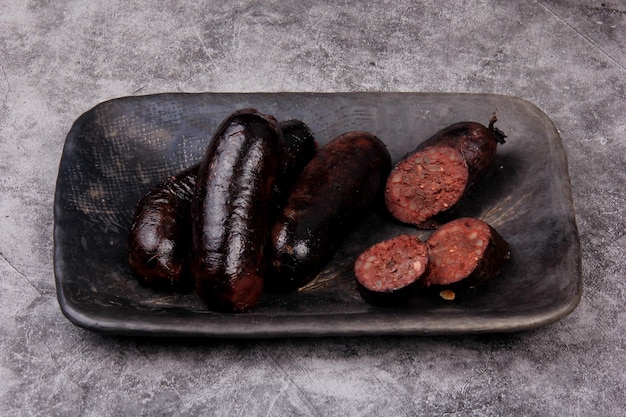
[1,0,624,416]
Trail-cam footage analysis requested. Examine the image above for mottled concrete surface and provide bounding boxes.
[0,1,624,416]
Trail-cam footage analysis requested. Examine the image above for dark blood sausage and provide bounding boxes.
[274,119,317,207]
[127,120,316,296]
[191,109,284,312]
[354,234,430,306]
[425,217,510,290]
[385,116,506,229]
[127,164,198,292]
[269,131,392,292]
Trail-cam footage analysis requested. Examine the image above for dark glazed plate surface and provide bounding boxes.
[54,92,581,337]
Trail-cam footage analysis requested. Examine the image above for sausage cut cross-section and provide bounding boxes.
[425,217,510,290]
[385,119,506,228]
[354,234,430,306]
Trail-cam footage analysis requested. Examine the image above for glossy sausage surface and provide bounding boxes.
[269,131,391,292]
[127,119,316,299]
[127,164,198,292]
[191,109,284,312]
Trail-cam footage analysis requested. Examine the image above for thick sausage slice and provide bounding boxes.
[191,109,284,312]
[268,131,391,292]
[385,117,506,228]
[425,217,510,290]
[127,164,197,292]
[354,234,429,306]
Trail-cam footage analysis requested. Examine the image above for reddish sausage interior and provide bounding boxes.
[354,234,429,305]
[425,217,510,289]
[385,118,506,229]
[386,146,468,226]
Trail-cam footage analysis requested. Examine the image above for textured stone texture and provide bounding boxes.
[0,1,624,416]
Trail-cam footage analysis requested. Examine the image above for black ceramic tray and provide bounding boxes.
[54,92,581,337]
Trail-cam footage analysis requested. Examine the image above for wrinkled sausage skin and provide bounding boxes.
[191,109,284,312]
[268,131,391,292]
[127,164,198,292]
[385,118,506,229]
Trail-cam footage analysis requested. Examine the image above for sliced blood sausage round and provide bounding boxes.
[268,131,391,292]
[425,217,510,289]
[354,234,430,306]
[127,164,198,292]
[191,108,284,312]
[385,117,506,229]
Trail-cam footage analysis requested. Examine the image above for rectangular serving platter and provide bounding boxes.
[53,92,581,337]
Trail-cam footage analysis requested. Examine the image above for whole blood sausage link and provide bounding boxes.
[268,131,391,292]
[191,108,284,312]
[127,119,316,297]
